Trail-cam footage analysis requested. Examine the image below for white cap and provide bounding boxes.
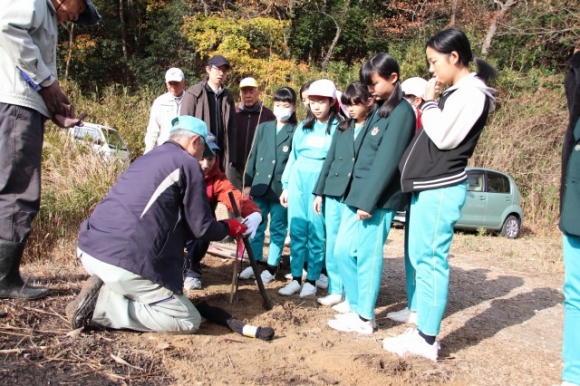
[165,68,185,82]
[401,77,428,100]
[308,79,336,99]
[239,77,259,88]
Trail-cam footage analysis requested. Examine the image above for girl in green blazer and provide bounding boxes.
[240,87,297,284]
[313,82,376,308]
[328,54,416,335]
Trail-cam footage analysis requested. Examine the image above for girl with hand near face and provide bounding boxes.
[384,28,497,362]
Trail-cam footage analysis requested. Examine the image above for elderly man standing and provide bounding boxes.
[181,55,236,172]
[144,67,187,153]
[228,77,275,191]
[0,0,100,300]
[66,116,249,333]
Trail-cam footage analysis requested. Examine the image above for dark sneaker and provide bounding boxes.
[65,275,103,330]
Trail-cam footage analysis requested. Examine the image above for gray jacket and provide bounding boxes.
[0,0,57,117]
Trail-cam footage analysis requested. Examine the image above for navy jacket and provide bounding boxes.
[78,141,229,294]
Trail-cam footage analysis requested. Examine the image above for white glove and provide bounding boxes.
[242,212,262,239]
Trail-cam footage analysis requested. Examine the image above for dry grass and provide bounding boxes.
[472,72,566,235]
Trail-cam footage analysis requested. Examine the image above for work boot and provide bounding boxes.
[65,275,103,330]
[0,240,48,300]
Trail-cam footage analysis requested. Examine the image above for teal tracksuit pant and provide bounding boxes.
[250,197,288,266]
[408,182,467,336]
[287,158,326,282]
[404,208,416,311]
[324,196,346,295]
[335,205,394,320]
[563,233,580,385]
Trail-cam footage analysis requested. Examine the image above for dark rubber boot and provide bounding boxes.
[0,240,48,300]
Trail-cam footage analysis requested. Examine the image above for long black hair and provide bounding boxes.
[426,28,498,84]
[360,53,403,118]
[273,87,298,125]
[338,82,376,131]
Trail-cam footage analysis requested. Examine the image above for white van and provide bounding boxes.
[69,123,130,163]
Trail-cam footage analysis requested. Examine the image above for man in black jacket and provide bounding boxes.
[228,77,275,191]
[65,116,248,334]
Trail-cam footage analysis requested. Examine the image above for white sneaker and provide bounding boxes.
[278,280,301,296]
[332,300,350,313]
[299,282,317,298]
[238,266,256,280]
[334,312,377,328]
[317,294,344,306]
[259,270,276,285]
[184,277,202,290]
[382,328,439,362]
[328,313,374,334]
[386,308,417,324]
[316,273,328,289]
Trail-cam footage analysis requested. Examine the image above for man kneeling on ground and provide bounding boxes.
[66,116,248,334]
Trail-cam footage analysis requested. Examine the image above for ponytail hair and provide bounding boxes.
[338,81,376,131]
[273,86,298,125]
[427,28,498,84]
[360,53,403,118]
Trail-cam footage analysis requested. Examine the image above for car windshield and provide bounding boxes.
[103,129,128,150]
[73,127,101,143]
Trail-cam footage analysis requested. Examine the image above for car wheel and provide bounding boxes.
[500,214,520,239]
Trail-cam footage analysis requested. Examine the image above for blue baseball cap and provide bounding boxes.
[170,116,215,157]
[205,132,220,154]
[75,0,102,26]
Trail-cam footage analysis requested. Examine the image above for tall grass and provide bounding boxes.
[26,130,127,262]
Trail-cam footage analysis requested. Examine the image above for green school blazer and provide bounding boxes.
[245,121,295,200]
[344,100,416,213]
[313,120,368,198]
[560,116,580,236]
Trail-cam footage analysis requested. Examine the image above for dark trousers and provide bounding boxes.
[0,103,44,243]
[184,239,210,279]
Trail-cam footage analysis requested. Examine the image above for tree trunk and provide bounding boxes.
[481,0,518,57]
[64,23,75,82]
[321,0,351,72]
[119,0,128,60]
[449,0,459,27]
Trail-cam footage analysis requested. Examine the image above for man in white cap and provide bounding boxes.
[229,77,275,191]
[0,0,100,300]
[144,67,187,153]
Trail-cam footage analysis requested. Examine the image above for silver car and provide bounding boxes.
[393,167,524,239]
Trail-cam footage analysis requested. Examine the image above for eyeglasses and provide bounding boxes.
[211,65,229,74]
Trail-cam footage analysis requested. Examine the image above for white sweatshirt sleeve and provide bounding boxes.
[421,86,487,150]
[144,98,161,153]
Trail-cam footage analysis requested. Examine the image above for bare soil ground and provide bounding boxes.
[0,226,565,386]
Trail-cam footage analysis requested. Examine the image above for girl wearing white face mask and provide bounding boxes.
[239,87,298,284]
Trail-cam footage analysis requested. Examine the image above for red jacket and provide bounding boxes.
[205,155,260,217]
